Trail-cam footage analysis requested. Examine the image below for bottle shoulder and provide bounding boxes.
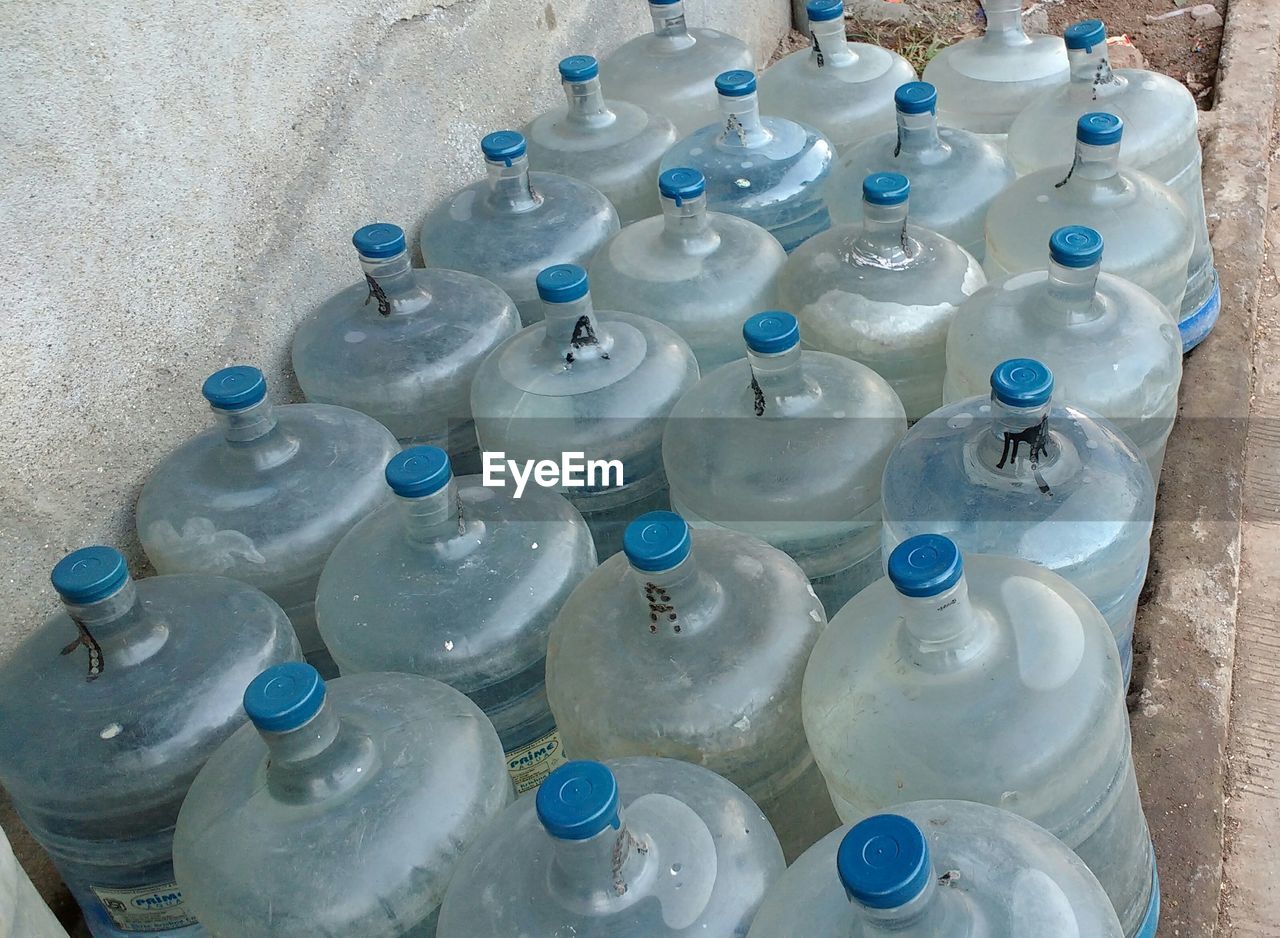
[591,214,787,286]
[524,102,677,157]
[761,43,915,90]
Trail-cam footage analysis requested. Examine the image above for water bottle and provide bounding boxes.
[985,113,1193,321]
[546,511,837,860]
[946,227,1182,480]
[747,802,1124,937]
[803,535,1160,937]
[172,664,513,937]
[470,265,699,559]
[315,445,598,794]
[291,223,520,472]
[136,366,400,677]
[663,312,906,613]
[598,0,754,137]
[419,131,619,325]
[588,168,787,371]
[882,359,1156,685]
[1,823,68,938]
[0,547,300,937]
[757,0,915,153]
[436,758,785,936]
[1008,19,1219,350]
[829,81,1015,260]
[659,70,835,252]
[779,172,986,420]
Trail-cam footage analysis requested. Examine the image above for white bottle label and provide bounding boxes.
[506,729,567,794]
[90,881,197,932]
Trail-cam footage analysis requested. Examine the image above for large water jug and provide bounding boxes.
[136,366,400,677]
[599,0,754,137]
[291,223,519,472]
[0,547,300,937]
[779,172,986,420]
[419,131,619,325]
[659,70,835,252]
[663,312,906,613]
[1008,19,1219,350]
[1,823,68,938]
[803,535,1160,937]
[546,511,836,860]
[437,758,785,936]
[470,265,699,559]
[172,664,513,937]
[946,227,1182,479]
[829,81,1015,260]
[747,802,1124,937]
[883,359,1155,685]
[757,0,915,153]
[921,0,1068,146]
[315,445,598,793]
[524,55,678,225]
[985,112,1193,320]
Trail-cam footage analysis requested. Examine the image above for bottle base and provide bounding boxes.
[1133,850,1160,938]
[1179,278,1221,353]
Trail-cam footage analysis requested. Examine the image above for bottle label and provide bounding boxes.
[506,729,567,794]
[89,881,197,932]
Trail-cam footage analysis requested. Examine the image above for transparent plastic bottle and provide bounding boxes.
[172,663,513,937]
[0,547,300,937]
[1008,19,1219,350]
[829,81,1015,260]
[946,227,1182,480]
[315,445,598,794]
[136,366,400,677]
[470,265,699,559]
[546,512,837,861]
[659,70,836,252]
[291,223,520,472]
[779,172,986,420]
[663,312,906,613]
[985,112,1193,321]
[2,822,69,938]
[746,803,1124,937]
[419,131,620,325]
[598,0,754,137]
[437,758,786,936]
[883,359,1155,685]
[803,535,1160,938]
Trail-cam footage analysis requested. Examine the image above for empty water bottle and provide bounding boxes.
[2,823,69,938]
[292,223,519,471]
[436,758,785,936]
[663,312,906,613]
[803,535,1160,937]
[588,168,787,371]
[746,802,1124,937]
[0,547,300,937]
[136,366,400,677]
[779,172,986,420]
[315,445,598,793]
[659,70,836,252]
[546,511,837,860]
[172,664,513,937]
[419,131,619,325]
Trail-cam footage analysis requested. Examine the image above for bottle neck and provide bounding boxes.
[897,575,990,667]
[543,294,613,363]
[549,808,651,907]
[747,345,810,413]
[399,480,466,546]
[810,17,855,68]
[649,1,691,39]
[259,700,378,804]
[858,875,960,935]
[1063,139,1121,184]
[358,250,429,316]
[564,76,616,127]
[896,110,944,156]
[982,0,1029,45]
[485,155,543,213]
[660,194,720,254]
[718,92,769,147]
[631,554,724,637]
[214,399,299,469]
[1045,259,1103,322]
[978,397,1058,477]
[1068,43,1122,90]
[857,201,914,265]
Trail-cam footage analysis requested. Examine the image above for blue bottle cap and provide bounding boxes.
[862,172,910,206]
[648,0,682,5]
[559,54,599,82]
[887,534,963,598]
[385,446,452,498]
[202,365,267,411]
[807,0,845,22]
[623,511,692,572]
[352,223,406,259]
[715,69,757,98]
[894,81,937,115]
[536,760,622,840]
[536,264,589,304]
[744,311,800,354]
[838,814,932,909]
[991,358,1055,408]
[1064,19,1106,52]
[659,167,706,204]
[1076,112,1123,146]
[1049,226,1104,268]
[51,546,130,605]
[244,662,326,734]
[481,130,527,165]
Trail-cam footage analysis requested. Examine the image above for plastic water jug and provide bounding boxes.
[546,511,837,860]
[291,223,519,472]
[659,70,835,252]
[172,664,513,937]
[663,312,906,613]
[0,547,300,937]
[315,445,598,793]
[437,758,785,936]
[470,265,699,559]
[588,168,787,371]
[779,172,986,420]
[747,802,1124,937]
[803,535,1160,937]
[136,366,400,677]
[419,131,619,325]
[1,823,68,938]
